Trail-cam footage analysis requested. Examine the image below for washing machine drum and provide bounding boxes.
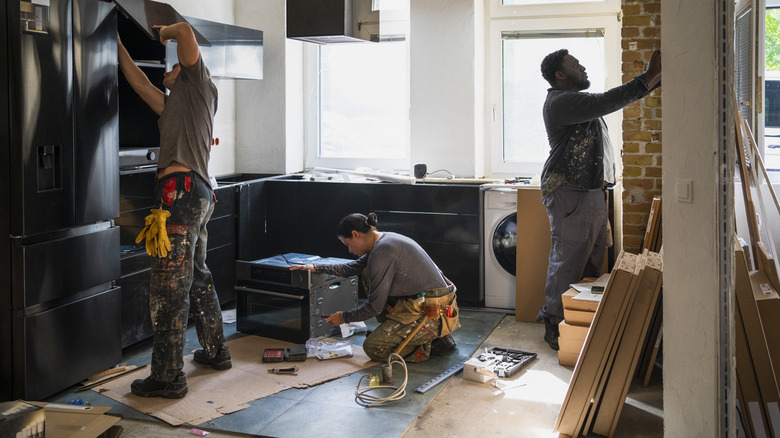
[492,212,517,276]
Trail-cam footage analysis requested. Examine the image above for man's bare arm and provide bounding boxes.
[117,36,164,115]
[154,22,199,68]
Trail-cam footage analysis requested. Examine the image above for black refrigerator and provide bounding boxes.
[1,0,122,401]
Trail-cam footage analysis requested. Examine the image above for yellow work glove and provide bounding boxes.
[135,208,172,257]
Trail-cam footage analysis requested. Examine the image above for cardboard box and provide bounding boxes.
[558,336,585,354]
[515,187,552,322]
[562,287,600,312]
[463,357,496,383]
[559,320,589,342]
[558,350,579,367]
[563,308,595,326]
[27,402,121,438]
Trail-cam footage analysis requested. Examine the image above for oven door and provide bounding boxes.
[235,283,311,343]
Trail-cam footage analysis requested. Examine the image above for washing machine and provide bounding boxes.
[482,186,518,310]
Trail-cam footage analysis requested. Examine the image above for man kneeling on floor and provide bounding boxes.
[290,212,460,362]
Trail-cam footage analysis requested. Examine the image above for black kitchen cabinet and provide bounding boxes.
[371,184,481,306]
[260,180,482,306]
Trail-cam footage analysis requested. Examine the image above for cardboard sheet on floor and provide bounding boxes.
[91,335,374,426]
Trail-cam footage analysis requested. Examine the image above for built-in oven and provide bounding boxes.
[235,254,359,343]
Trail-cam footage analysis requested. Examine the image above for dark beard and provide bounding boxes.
[574,78,591,91]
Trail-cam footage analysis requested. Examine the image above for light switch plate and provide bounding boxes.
[676,179,693,203]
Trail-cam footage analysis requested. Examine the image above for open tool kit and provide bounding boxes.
[475,347,537,378]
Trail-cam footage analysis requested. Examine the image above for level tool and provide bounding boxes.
[414,358,469,394]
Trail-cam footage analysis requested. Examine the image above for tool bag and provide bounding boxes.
[386,280,461,337]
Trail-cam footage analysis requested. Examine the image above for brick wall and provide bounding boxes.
[620,0,662,254]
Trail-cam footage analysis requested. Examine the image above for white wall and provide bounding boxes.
[662,0,727,435]
[165,0,237,177]
[410,0,481,178]
[234,0,292,175]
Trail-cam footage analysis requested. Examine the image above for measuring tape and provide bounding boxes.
[414,358,468,394]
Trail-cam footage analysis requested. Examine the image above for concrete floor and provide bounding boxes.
[44,308,662,437]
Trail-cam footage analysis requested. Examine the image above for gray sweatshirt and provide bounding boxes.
[314,232,448,323]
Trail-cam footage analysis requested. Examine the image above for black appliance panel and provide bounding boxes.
[493,212,517,275]
[12,224,120,309]
[73,0,119,223]
[236,253,359,343]
[10,0,76,236]
[13,285,122,401]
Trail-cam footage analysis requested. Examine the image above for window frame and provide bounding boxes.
[487,1,621,178]
[302,41,411,172]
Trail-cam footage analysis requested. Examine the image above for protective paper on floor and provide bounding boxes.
[91,335,374,426]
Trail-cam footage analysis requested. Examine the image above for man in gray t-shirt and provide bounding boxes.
[118,22,229,399]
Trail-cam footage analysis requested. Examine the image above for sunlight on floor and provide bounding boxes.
[493,368,571,404]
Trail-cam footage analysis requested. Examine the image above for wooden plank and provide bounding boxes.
[734,95,762,270]
[553,251,641,437]
[592,250,664,437]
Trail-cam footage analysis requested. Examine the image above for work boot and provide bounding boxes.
[431,334,457,355]
[131,372,188,399]
[193,346,232,370]
[543,316,560,351]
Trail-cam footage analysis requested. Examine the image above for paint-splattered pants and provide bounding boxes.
[149,172,227,382]
[537,182,608,322]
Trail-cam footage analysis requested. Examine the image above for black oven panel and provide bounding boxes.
[235,254,359,343]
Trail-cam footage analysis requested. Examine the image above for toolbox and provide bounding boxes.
[235,253,359,343]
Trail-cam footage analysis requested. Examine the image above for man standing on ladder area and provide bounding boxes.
[118,21,231,399]
[536,47,662,350]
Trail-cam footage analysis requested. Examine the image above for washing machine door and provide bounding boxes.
[492,212,517,275]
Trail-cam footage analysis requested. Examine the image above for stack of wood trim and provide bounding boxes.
[554,249,663,437]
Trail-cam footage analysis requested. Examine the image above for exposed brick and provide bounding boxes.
[623,166,643,177]
[623,51,642,62]
[624,131,653,142]
[645,166,663,177]
[624,119,642,131]
[623,142,640,153]
[624,107,641,119]
[645,142,663,153]
[623,16,652,26]
[624,178,655,189]
[622,4,641,15]
[636,39,655,50]
[622,27,640,38]
[644,119,663,131]
[623,213,648,226]
[643,27,660,38]
[644,2,661,14]
[645,96,662,107]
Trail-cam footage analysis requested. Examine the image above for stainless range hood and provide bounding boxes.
[286,0,408,44]
[115,0,263,79]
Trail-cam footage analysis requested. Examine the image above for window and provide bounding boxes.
[488,1,620,177]
[501,30,606,165]
[318,42,408,161]
[303,21,410,171]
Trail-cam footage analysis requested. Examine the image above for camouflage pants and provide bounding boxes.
[149,172,227,382]
[363,314,441,363]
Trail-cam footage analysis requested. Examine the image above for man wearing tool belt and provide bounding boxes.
[118,22,230,399]
[291,212,461,363]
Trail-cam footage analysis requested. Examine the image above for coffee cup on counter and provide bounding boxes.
[413,163,427,179]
